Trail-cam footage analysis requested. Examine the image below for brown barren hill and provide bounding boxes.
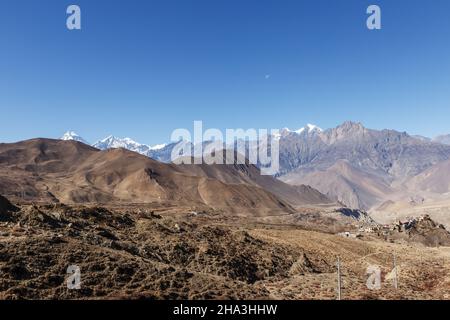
[281,160,393,210]
[0,139,329,215]
[176,152,333,208]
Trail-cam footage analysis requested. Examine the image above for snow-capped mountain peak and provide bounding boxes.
[60,131,89,144]
[91,135,172,158]
[305,123,322,132]
[93,135,148,153]
[149,143,167,150]
[279,124,322,136]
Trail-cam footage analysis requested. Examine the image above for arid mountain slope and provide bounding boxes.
[404,159,450,194]
[176,156,333,207]
[0,139,329,214]
[279,121,450,178]
[369,159,450,228]
[278,122,450,211]
[281,160,393,210]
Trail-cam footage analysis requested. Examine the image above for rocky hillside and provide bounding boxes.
[1,202,449,300]
[278,122,450,211]
[0,139,331,214]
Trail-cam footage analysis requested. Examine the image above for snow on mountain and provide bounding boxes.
[293,123,322,134]
[61,123,323,162]
[305,123,323,132]
[148,140,194,163]
[91,135,174,160]
[276,124,323,138]
[60,131,89,144]
[92,136,153,155]
[149,143,167,150]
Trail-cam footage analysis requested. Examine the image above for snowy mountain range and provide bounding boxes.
[60,124,324,162]
[273,124,323,140]
[282,123,323,135]
[61,131,168,159]
[92,135,167,155]
[60,123,450,166]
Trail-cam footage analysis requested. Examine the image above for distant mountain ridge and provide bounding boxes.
[60,124,450,167]
[61,131,169,160]
[92,135,167,156]
[277,121,450,177]
[277,121,450,213]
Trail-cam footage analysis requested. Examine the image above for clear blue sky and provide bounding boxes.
[1,0,450,145]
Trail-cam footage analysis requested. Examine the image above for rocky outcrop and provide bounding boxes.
[0,194,18,221]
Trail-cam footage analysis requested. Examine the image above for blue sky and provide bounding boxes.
[1,0,449,145]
